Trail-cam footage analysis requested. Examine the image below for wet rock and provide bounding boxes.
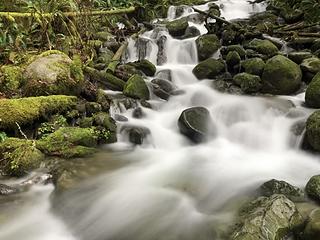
[302,208,320,240]
[306,175,320,202]
[123,74,150,100]
[261,55,302,95]
[0,184,19,195]
[114,114,128,122]
[288,51,314,64]
[221,28,237,45]
[155,69,172,81]
[230,194,303,240]
[187,13,206,24]
[180,26,200,39]
[132,107,145,119]
[247,38,279,57]
[120,125,151,145]
[115,64,140,81]
[305,72,320,108]
[192,58,225,80]
[226,51,241,68]
[300,57,320,78]
[166,18,189,37]
[260,179,304,201]
[178,107,214,143]
[23,51,84,96]
[157,35,167,65]
[135,37,150,60]
[242,57,265,76]
[196,34,221,61]
[233,73,262,93]
[221,45,246,59]
[151,78,176,100]
[130,59,156,77]
[152,84,170,100]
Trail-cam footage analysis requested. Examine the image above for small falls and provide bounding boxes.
[1,1,320,240]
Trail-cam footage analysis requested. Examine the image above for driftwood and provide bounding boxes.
[192,7,233,26]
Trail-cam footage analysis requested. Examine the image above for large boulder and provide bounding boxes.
[23,51,84,96]
[178,107,215,143]
[230,194,303,240]
[247,39,279,57]
[303,208,320,240]
[306,111,320,151]
[196,34,221,61]
[233,73,262,93]
[221,45,246,59]
[261,55,302,95]
[259,179,304,201]
[120,125,151,145]
[192,58,225,80]
[0,95,77,130]
[0,65,23,94]
[305,72,320,108]
[288,51,314,64]
[305,175,320,202]
[166,18,189,37]
[242,57,265,76]
[123,74,150,100]
[226,51,241,68]
[130,59,156,77]
[300,57,320,81]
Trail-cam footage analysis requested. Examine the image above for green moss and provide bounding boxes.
[226,45,246,59]
[0,65,23,92]
[242,57,265,76]
[226,51,241,67]
[37,115,68,138]
[39,50,66,58]
[36,127,98,158]
[79,117,94,128]
[196,34,221,61]
[0,138,44,177]
[93,112,117,143]
[233,73,262,93]
[306,111,320,151]
[123,74,150,100]
[306,175,320,202]
[247,39,279,57]
[0,95,77,130]
[130,59,156,77]
[166,17,189,37]
[192,58,225,80]
[70,55,84,83]
[306,72,320,108]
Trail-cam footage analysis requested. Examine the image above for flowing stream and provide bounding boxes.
[1,1,320,240]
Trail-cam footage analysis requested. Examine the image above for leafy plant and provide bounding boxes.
[0,132,7,142]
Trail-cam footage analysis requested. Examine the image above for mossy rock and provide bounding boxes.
[0,95,77,130]
[36,127,99,158]
[306,175,320,202]
[0,138,44,177]
[94,31,113,41]
[130,59,156,77]
[230,194,303,240]
[301,57,320,74]
[192,58,225,80]
[123,74,150,100]
[226,51,241,67]
[196,34,221,61]
[97,48,114,65]
[247,39,279,57]
[0,65,23,93]
[222,45,246,59]
[166,18,189,37]
[288,51,314,64]
[261,55,302,95]
[37,115,68,138]
[115,64,141,81]
[93,112,117,143]
[233,73,262,93]
[303,208,320,240]
[23,51,84,96]
[305,72,320,108]
[242,57,265,76]
[306,111,320,151]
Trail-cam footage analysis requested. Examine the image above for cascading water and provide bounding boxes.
[1,1,320,240]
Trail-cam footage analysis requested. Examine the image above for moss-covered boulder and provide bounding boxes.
[192,58,225,80]
[166,18,189,37]
[226,51,241,67]
[196,34,221,61]
[0,65,23,93]
[260,179,304,201]
[130,59,156,77]
[123,74,150,100]
[301,57,320,75]
[242,57,265,76]
[230,194,303,240]
[93,112,117,143]
[305,72,320,108]
[115,64,141,81]
[288,51,314,64]
[306,175,320,202]
[23,51,84,96]
[222,45,246,59]
[0,95,77,130]
[0,138,44,177]
[261,55,302,95]
[306,111,320,151]
[36,127,98,158]
[247,39,279,57]
[233,73,262,93]
[303,208,320,240]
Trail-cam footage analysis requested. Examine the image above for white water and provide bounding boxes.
[1,1,319,240]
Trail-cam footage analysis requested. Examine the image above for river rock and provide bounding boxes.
[306,175,320,202]
[221,45,246,59]
[130,59,156,77]
[226,51,241,68]
[305,72,320,108]
[123,74,150,100]
[230,194,303,240]
[192,58,225,80]
[247,39,279,57]
[157,35,167,65]
[300,57,320,80]
[120,125,151,145]
[233,73,262,93]
[151,78,176,101]
[178,107,214,143]
[261,55,302,95]
[155,69,172,81]
[305,111,320,151]
[242,57,265,76]
[0,183,19,195]
[303,208,320,240]
[180,26,200,39]
[166,18,189,37]
[196,34,221,61]
[288,51,314,64]
[260,179,304,201]
[23,51,84,96]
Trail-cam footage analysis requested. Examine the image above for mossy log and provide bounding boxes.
[0,7,136,19]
